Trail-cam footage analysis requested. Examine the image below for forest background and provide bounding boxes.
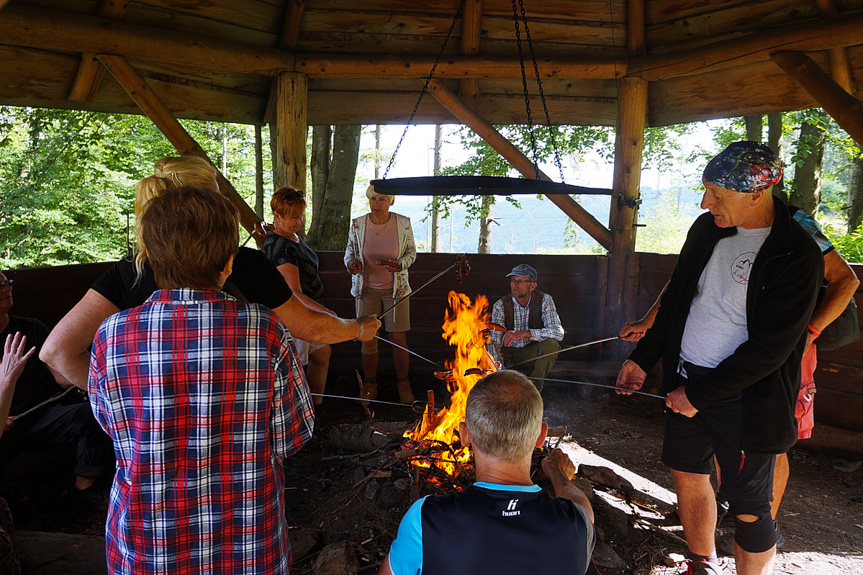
[1,106,862,269]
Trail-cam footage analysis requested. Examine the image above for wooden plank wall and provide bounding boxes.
[637,253,863,433]
[7,253,861,433]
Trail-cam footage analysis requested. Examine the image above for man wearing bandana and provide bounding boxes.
[616,142,823,575]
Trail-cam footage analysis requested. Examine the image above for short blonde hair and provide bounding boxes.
[140,186,238,290]
[465,370,543,463]
[365,184,395,205]
[135,156,219,275]
[270,187,307,219]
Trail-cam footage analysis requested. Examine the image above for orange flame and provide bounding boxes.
[405,291,497,477]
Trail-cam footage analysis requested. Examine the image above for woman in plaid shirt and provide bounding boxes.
[88,186,314,575]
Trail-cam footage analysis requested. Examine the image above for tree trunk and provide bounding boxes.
[308,125,331,242]
[745,115,764,142]
[767,112,786,200]
[848,154,863,233]
[306,125,361,251]
[791,120,827,214]
[374,125,381,179]
[254,124,264,219]
[431,124,442,252]
[477,195,494,254]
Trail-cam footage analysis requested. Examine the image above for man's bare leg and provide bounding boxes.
[671,469,717,556]
[733,519,776,575]
[771,454,789,519]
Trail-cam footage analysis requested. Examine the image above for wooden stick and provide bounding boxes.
[426,390,436,428]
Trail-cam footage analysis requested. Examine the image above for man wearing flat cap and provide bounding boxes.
[616,141,823,575]
[488,264,564,391]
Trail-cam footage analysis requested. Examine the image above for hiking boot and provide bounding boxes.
[397,380,414,404]
[360,382,378,402]
[682,557,726,575]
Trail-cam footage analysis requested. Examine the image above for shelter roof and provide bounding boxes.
[1,0,862,126]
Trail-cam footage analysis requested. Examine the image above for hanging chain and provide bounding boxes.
[517,0,566,183]
[382,0,466,179]
[511,0,540,179]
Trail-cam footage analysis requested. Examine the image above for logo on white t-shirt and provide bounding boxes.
[731,252,757,284]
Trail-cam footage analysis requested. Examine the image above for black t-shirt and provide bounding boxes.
[1,316,63,414]
[91,247,293,310]
[262,232,325,302]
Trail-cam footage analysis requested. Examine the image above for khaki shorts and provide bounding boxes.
[356,286,410,333]
[295,338,327,366]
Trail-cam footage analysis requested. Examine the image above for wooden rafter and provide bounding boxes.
[771,51,863,148]
[97,55,264,241]
[68,0,130,102]
[815,0,857,95]
[426,79,613,251]
[458,0,483,110]
[629,11,863,81]
[1,5,623,80]
[279,0,306,51]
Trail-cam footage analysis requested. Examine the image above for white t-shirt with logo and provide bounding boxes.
[680,226,771,369]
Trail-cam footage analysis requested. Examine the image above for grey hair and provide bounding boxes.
[465,370,543,463]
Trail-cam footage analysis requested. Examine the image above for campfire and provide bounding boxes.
[400,291,497,485]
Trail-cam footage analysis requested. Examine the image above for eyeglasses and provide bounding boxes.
[510,278,535,285]
[0,280,13,289]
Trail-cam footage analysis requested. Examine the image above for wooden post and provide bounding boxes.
[771,51,863,148]
[270,72,308,191]
[605,77,647,356]
[426,79,613,251]
[98,54,263,241]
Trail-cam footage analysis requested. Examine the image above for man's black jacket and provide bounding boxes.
[629,196,824,454]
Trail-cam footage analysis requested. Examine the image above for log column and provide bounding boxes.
[605,0,647,358]
[270,72,308,191]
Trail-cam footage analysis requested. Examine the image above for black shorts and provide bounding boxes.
[662,364,775,518]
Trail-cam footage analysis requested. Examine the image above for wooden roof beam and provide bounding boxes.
[426,79,613,251]
[97,54,265,243]
[771,51,863,149]
[816,0,857,95]
[629,11,863,81]
[0,5,623,80]
[279,0,306,51]
[68,0,130,102]
[459,0,483,110]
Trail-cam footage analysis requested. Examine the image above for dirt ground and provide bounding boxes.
[9,372,863,575]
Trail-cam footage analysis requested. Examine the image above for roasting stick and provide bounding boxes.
[377,263,456,319]
[528,377,665,400]
[505,336,620,370]
[374,335,446,370]
[311,393,427,413]
[9,386,78,421]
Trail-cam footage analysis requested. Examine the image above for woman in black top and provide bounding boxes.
[263,188,334,412]
[40,157,377,390]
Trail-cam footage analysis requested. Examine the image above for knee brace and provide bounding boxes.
[734,516,776,553]
[361,339,378,355]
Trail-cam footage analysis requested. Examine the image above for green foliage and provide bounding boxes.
[823,222,863,264]
[0,107,268,268]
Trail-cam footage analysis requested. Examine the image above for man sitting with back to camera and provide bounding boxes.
[379,370,594,575]
[488,264,564,391]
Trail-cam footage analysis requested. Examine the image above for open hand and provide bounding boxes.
[1,332,36,384]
